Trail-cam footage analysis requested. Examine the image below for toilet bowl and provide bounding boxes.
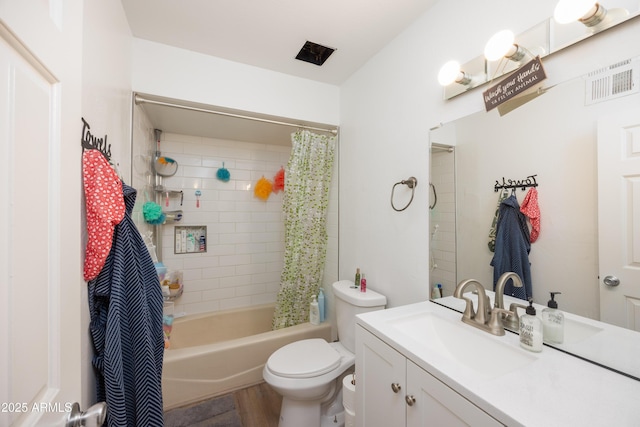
[263,280,386,427]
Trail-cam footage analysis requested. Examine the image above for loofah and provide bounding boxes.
[254,176,273,201]
[157,156,175,165]
[273,167,285,193]
[217,162,231,182]
[143,201,165,224]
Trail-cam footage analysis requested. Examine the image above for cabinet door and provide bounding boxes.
[406,361,503,427]
[356,326,407,427]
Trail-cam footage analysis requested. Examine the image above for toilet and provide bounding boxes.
[263,279,387,427]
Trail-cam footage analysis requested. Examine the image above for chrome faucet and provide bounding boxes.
[453,279,507,336]
[494,272,528,330]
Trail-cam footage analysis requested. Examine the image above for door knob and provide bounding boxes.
[66,402,107,427]
[603,275,620,287]
[391,383,402,393]
[405,395,416,406]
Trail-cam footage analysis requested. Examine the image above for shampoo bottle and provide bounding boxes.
[542,292,564,344]
[317,288,326,322]
[519,298,543,352]
[310,296,320,325]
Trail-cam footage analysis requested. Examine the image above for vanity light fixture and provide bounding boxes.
[484,30,527,62]
[554,0,607,26]
[437,60,472,86]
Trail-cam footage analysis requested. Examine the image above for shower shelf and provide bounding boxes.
[163,284,183,301]
[154,187,184,205]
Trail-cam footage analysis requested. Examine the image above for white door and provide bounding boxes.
[598,107,640,331]
[0,2,87,426]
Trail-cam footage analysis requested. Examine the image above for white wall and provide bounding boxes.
[131,38,340,126]
[339,0,640,308]
[81,0,133,407]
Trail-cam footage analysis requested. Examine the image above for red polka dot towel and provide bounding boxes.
[520,187,540,243]
[83,149,125,281]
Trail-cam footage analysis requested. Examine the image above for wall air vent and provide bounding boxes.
[295,41,335,66]
[585,58,639,105]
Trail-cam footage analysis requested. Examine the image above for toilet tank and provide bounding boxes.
[333,280,386,353]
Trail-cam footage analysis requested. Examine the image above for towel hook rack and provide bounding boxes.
[391,177,418,211]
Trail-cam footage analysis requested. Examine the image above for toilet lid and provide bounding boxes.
[267,338,341,378]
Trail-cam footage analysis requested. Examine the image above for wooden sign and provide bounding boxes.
[483,56,547,112]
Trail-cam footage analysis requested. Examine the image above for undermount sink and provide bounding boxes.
[389,311,537,379]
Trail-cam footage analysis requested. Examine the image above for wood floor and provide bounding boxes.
[163,381,282,426]
[234,382,282,427]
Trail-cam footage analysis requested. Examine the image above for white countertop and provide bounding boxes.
[356,300,640,427]
[435,292,640,381]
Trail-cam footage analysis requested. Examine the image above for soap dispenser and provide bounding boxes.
[519,298,543,352]
[542,292,564,344]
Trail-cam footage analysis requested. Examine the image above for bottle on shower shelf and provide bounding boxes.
[317,288,325,322]
[310,295,320,325]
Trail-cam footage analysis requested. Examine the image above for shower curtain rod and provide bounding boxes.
[134,94,338,135]
[431,143,454,153]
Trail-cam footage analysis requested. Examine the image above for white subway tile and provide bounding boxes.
[236,284,266,297]
[219,254,251,266]
[220,274,252,288]
[202,288,236,301]
[235,263,266,275]
[219,297,254,311]
[202,265,236,279]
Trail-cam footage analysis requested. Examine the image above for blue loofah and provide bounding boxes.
[216,162,231,182]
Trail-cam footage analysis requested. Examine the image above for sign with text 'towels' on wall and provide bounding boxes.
[483,56,547,112]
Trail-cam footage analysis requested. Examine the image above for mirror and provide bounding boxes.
[429,58,640,380]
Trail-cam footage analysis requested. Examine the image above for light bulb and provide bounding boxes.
[484,30,517,61]
[554,0,597,24]
[438,60,463,86]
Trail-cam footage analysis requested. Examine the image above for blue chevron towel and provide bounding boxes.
[88,183,164,426]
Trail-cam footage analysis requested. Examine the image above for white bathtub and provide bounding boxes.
[162,303,332,410]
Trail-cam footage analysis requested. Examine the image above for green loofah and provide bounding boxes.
[143,201,164,224]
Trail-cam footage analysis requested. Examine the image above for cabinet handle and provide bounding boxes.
[405,395,416,406]
[391,383,402,393]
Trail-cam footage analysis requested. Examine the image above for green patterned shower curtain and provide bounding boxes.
[272,130,337,329]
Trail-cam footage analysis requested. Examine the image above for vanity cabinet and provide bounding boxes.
[355,325,502,427]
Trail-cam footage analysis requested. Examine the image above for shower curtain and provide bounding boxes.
[272,130,337,329]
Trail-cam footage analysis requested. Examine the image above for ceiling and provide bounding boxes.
[122,0,438,145]
[120,0,438,86]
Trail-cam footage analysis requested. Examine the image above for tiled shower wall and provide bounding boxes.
[131,103,339,316]
[429,149,456,297]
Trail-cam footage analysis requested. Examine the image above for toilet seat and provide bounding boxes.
[267,338,341,378]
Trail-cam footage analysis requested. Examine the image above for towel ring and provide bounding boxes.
[429,182,437,210]
[391,177,418,212]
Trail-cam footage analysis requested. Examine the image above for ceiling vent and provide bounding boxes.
[585,58,639,105]
[295,41,335,66]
